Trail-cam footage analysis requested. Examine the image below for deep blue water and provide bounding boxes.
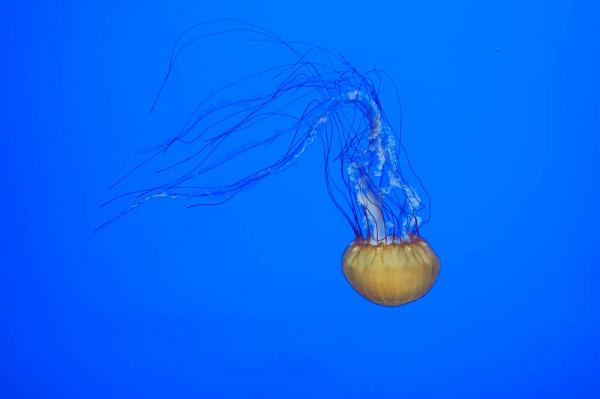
[2,1,599,398]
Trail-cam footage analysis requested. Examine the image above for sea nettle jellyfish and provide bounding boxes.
[101,20,440,306]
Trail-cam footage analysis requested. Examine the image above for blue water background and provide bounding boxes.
[2,1,599,397]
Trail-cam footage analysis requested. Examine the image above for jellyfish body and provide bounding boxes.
[343,238,440,306]
[102,20,439,306]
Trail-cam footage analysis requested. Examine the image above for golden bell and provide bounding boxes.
[342,238,440,306]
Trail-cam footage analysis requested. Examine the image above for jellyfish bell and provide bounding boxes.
[342,237,440,306]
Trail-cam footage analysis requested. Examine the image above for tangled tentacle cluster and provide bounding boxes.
[101,20,430,245]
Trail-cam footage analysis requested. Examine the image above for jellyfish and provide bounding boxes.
[101,20,440,306]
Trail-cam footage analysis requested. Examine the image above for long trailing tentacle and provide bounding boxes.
[99,20,429,243]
